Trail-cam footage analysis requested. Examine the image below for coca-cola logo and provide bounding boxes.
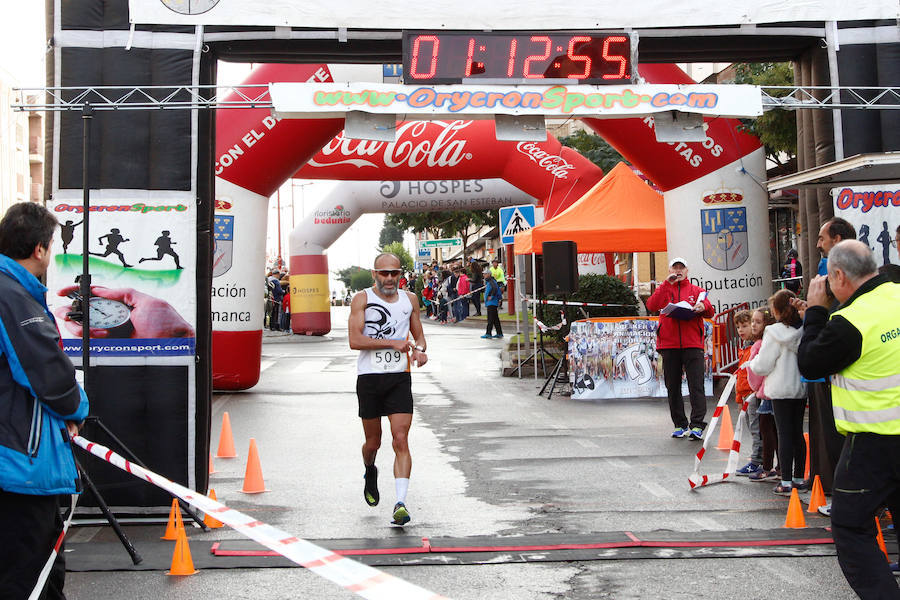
[577,253,607,266]
[308,121,474,170]
[515,142,573,180]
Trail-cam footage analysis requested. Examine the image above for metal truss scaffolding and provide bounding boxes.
[12,85,900,113]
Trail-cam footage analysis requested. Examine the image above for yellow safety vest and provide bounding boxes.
[829,281,900,435]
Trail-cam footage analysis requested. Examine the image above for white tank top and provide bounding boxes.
[357,287,413,375]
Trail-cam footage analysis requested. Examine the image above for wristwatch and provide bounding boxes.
[414,345,426,352]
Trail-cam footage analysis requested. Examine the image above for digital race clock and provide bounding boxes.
[402,31,636,85]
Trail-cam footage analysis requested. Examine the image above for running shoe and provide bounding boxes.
[793,480,812,492]
[736,462,763,476]
[773,483,793,496]
[749,469,777,481]
[688,426,704,441]
[818,502,832,517]
[391,502,410,526]
[363,464,379,506]
[671,427,688,438]
[480,334,492,339]
[493,334,504,338]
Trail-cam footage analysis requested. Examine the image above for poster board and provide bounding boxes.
[568,317,713,400]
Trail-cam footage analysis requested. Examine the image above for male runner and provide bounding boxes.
[348,253,427,526]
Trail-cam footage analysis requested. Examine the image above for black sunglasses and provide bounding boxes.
[374,269,402,277]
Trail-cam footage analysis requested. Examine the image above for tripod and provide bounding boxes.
[510,296,559,378]
[539,352,570,399]
[538,295,572,399]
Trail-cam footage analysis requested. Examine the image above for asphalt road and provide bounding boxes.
[64,306,876,599]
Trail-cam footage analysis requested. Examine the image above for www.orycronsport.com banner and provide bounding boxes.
[47,192,196,357]
[832,184,899,268]
[568,317,712,400]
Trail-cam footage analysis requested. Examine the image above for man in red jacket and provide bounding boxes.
[646,257,715,440]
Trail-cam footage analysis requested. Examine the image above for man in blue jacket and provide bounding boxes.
[481,269,504,339]
[0,202,90,599]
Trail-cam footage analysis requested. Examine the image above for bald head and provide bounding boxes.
[828,240,877,281]
[373,252,401,269]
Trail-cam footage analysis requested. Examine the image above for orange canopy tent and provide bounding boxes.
[513,162,667,255]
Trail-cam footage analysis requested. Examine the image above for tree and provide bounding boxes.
[349,269,374,291]
[733,62,796,167]
[558,130,626,172]
[386,210,498,262]
[334,266,370,290]
[385,212,444,240]
[378,220,404,247]
[381,241,414,272]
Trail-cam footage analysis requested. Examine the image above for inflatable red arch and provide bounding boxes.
[213,63,765,390]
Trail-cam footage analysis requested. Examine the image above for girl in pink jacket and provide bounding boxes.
[745,307,779,482]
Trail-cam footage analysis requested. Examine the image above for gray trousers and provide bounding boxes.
[746,394,763,464]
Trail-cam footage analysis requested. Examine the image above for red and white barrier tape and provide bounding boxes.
[524,298,630,308]
[29,494,77,600]
[534,311,567,333]
[72,436,447,600]
[446,285,487,305]
[688,375,749,490]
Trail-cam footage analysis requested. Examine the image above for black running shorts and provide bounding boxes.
[356,372,413,419]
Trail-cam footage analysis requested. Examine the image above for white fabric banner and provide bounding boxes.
[568,317,713,400]
[832,184,900,269]
[46,190,197,358]
[270,82,762,120]
[130,1,900,29]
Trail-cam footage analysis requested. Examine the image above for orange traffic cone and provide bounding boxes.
[203,489,224,529]
[876,517,890,562]
[716,405,734,450]
[166,528,198,576]
[161,498,186,540]
[784,488,807,528]
[807,475,827,514]
[209,452,217,475]
[216,412,237,458]
[240,438,268,494]
[803,433,810,479]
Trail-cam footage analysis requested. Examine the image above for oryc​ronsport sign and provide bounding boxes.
[270,82,763,120]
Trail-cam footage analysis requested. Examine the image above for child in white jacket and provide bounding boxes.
[746,289,807,496]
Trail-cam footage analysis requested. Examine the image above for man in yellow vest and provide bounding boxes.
[797,239,900,598]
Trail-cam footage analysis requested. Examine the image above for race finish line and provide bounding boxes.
[72,436,448,600]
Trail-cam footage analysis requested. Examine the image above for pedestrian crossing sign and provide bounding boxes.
[500,204,536,244]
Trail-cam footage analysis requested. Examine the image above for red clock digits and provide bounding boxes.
[506,39,518,77]
[523,36,551,79]
[601,36,628,79]
[465,38,476,77]
[566,36,592,79]
[410,35,440,79]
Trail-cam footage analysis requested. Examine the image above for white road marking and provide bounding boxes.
[639,481,675,499]
[291,359,331,374]
[689,516,727,531]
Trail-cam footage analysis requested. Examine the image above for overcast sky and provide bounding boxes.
[1,9,387,294]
